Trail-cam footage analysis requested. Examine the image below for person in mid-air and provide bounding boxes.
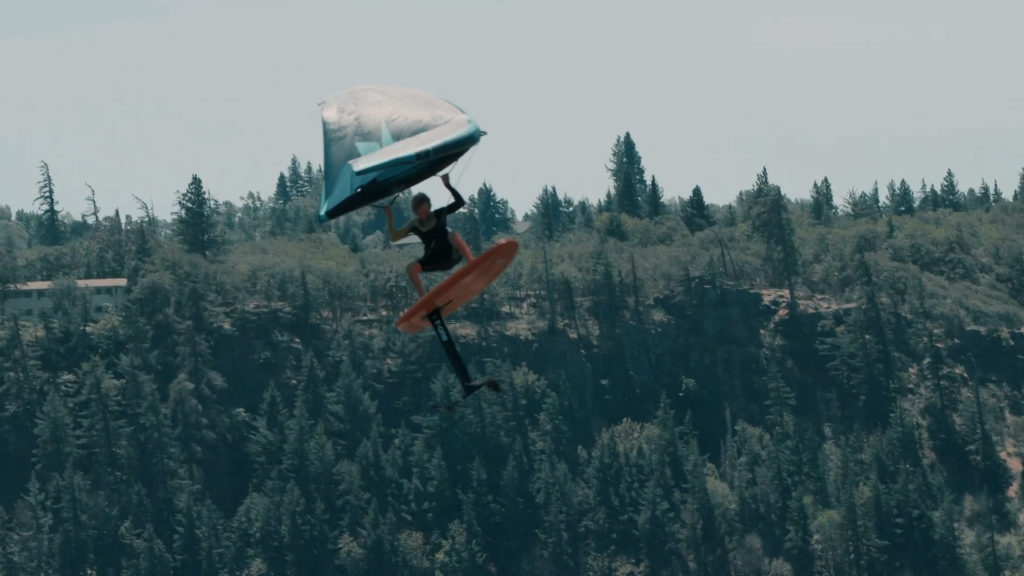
[383,173,475,298]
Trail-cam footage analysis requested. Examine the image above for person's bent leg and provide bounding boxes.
[449,231,474,262]
[407,261,426,297]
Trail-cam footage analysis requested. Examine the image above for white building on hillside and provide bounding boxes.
[1,278,128,320]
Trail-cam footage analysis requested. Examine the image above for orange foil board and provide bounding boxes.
[396,239,519,333]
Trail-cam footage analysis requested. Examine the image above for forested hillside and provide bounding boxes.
[2,147,1024,576]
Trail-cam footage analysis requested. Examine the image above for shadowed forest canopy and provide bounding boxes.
[1,145,1024,575]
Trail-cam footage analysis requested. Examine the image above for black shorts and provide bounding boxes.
[418,243,462,272]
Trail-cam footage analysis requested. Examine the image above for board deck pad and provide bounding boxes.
[396,239,519,333]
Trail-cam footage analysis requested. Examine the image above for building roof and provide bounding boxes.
[11,278,128,291]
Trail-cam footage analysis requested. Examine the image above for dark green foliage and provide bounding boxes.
[683,185,714,233]
[173,174,222,258]
[34,161,63,246]
[2,156,1024,576]
[1014,167,1024,203]
[722,203,738,226]
[886,178,916,216]
[274,172,290,206]
[645,175,665,219]
[977,180,993,211]
[843,182,882,220]
[286,155,306,199]
[599,189,615,213]
[607,132,646,218]
[0,245,18,292]
[810,177,837,225]
[303,161,317,197]
[470,181,514,241]
[748,168,800,308]
[81,209,127,279]
[940,169,963,211]
[1003,252,1024,307]
[84,183,101,224]
[530,185,574,241]
[918,180,941,212]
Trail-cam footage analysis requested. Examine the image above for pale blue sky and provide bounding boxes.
[2,0,1022,219]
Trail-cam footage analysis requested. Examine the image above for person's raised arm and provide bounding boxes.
[440,173,465,214]
[383,205,412,242]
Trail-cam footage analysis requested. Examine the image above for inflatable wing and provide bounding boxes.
[319,86,483,222]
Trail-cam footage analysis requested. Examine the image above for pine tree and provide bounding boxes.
[722,203,738,226]
[273,172,290,206]
[964,186,979,211]
[868,180,882,217]
[885,179,916,216]
[685,430,730,576]
[560,194,577,231]
[119,521,173,576]
[434,520,487,576]
[968,377,1013,526]
[607,132,646,217]
[645,175,664,218]
[684,185,714,232]
[35,161,63,246]
[172,483,225,576]
[73,360,129,510]
[248,383,287,489]
[303,161,317,196]
[90,209,126,278]
[926,184,940,211]
[843,188,859,217]
[762,357,794,434]
[471,181,513,240]
[120,359,183,539]
[286,155,305,198]
[873,421,942,575]
[810,177,836,224]
[931,495,967,576]
[917,179,942,212]
[844,187,881,220]
[978,179,992,210]
[8,474,56,575]
[532,185,568,241]
[896,179,915,216]
[992,179,1004,203]
[916,179,928,211]
[574,197,594,229]
[33,389,77,481]
[52,467,93,576]
[173,174,221,257]
[84,183,101,224]
[126,216,153,283]
[940,169,962,211]
[1014,166,1024,202]
[783,495,814,575]
[0,242,19,292]
[588,246,624,347]
[749,168,800,310]
[453,203,483,253]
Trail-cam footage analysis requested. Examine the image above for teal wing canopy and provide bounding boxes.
[319,86,483,222]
